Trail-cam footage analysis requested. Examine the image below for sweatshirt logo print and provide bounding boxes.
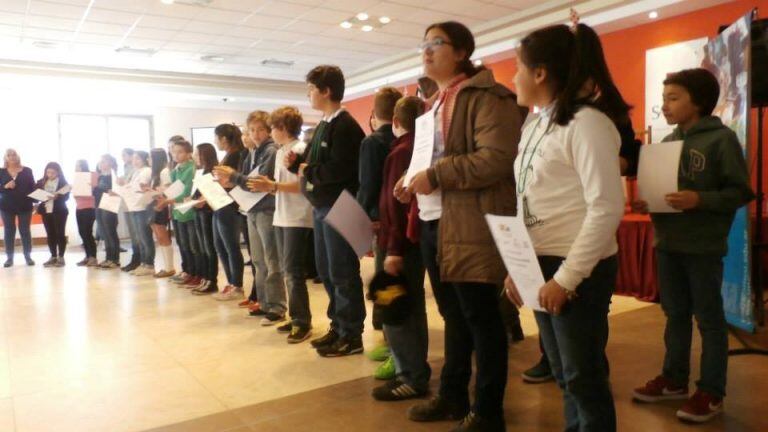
[680,149,706,180]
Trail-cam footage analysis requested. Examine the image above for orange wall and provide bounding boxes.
[344,0,768,198]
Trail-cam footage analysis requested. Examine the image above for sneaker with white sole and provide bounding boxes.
[260,312,286,327]
[633,375,689,403]
[213,285,243,301]
[676,390,723,423]
[132,265,155,276]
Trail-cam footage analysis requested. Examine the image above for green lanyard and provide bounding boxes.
[516,116,548,195]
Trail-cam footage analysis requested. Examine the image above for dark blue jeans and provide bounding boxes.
[1,209,32,261]
[213,204,244,288]
[42,210,68,257]
[275,226,312,327]
[195,209,218,286]
[535,255,617,432]
[177,219,202,277]
[97,209,119,263]
[128,209,154,266]
[383,243,430,391]
[313,206,365,339]
[657,251,728,398]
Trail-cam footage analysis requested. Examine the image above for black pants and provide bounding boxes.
[76,208,97,258]
[42,210,68,257]
[420,220,508,420]
[194,209,218,286]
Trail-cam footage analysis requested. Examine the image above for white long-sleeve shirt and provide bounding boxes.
[125,166,151,212]
[514,106,624,291]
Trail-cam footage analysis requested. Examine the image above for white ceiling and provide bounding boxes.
[0,0,547,81]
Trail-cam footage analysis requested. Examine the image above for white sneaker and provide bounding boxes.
[132,265,155,276]
[213,285,243,301]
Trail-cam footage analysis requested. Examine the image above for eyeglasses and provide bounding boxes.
[418,37,452,53]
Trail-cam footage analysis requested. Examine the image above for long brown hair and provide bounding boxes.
[196,143,219,172]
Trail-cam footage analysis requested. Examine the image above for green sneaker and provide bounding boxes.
[367,344,391,362]
[374,356,396,380]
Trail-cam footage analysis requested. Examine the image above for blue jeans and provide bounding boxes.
[275,226,312,327]
[124,210,140,266]
[177,219,202,277]
[128,209,154,266]
[1,210,32,261]
[535,255,617,432]
[247,211,285,314]
[213,205,244,288]
[657,251,728,397]
[195,210,218,286]
[97,209,119,263]
[383,244,431,391]
[313,206,365,339]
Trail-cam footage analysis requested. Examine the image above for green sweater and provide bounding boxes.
[651,116,754,256]
[170,160,196,222]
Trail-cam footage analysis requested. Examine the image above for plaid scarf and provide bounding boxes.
[428,73,469,142]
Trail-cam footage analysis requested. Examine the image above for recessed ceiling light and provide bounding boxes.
[115,46,157,56]
[379,16,391,24]
[201,54,225,62]
[473,59,483,66]
[160,0,174,4]
[648,11,659,19]
[340,21,352,29]
[31,40,59,49]
[356,12,369,21]
[361,25,373,32]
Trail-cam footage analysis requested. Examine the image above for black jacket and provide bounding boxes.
[0,167,35,213]
[290,111,365,208]
[34,177,70,215]
[357,124,395,220]
[233,139,277,212]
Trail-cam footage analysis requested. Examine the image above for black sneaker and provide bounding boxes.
[449,412,506,432]
[310,329,339,349]
[373,378,427,402]
[316,336,363,357]
[408,397,469,423]
[260,312,286,327]
[521,357,553,383]
[3,260,12,268]
[287,326,312,344]
[121,262,139,272]
[276,323,292,334]
[248,308,267,317]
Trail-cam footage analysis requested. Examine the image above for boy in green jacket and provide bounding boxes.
[631,68,754,423]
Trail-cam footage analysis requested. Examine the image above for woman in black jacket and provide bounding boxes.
[36,162,70,267]
[0,149,36,267]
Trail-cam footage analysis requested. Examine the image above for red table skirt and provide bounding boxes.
[616,213,659,302]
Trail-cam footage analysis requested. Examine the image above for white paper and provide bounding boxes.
[195,173,234,211]
[404,109,435,186]
[163,180,185,199]
[98,194,123,214]
[113,184,155,209]
[190,169,203,196]
[28,189,54,202]
[45,200,54,214]
[229,186,267,213]
[174,199,204,214]
[637,140,683,213]
[485,214,545,312]
[56,184,71,195]
[323,190,373,258]
[72,172,93,197]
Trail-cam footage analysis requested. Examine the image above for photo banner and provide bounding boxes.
[703,12,754,332]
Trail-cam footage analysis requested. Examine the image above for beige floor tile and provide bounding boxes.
[0,397,13,431]
[13,366,225,432]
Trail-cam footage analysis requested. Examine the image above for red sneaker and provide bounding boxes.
[248,302,263,313]
[238,299,254,308]
[676,390,723,423]
[184,277,202,288]
[632,375,689,402]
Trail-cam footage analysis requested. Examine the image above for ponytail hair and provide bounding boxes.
[214,123,244,153]
[425,21,481,78]
[519,23,630,127]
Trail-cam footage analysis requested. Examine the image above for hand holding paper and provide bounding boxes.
[637,140,683,213]
[72,172,93,197]
[485,214,544,312]
[28,189,54,202]
[163,180,185,199]
[404,109,435,186]
[194,174,234,211]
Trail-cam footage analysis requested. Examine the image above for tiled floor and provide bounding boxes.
[1,246,658,432]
